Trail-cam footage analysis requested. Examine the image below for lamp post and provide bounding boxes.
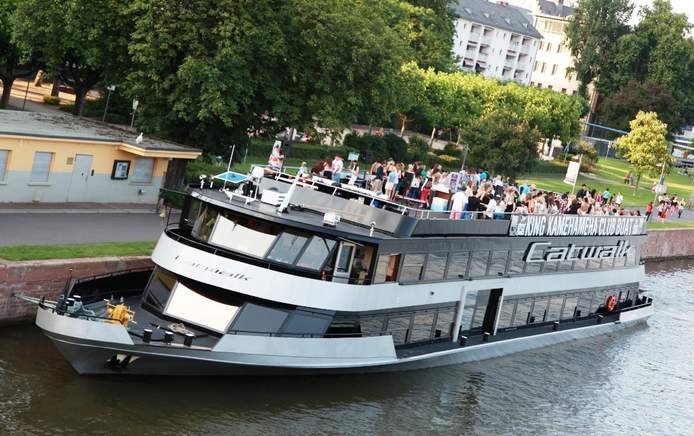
[102,85,116,122]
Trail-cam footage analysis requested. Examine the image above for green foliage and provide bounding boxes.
[42,95,60,105]
[0,0,31,108]
[565,0,633,96]
[398,0,455,71]
[614,111,675,193]
[575,141,600,173]
[344,133,407,162]
[598,0,694,124]
[12,0,132,115]
[461,111,542,178]
[598,80,683,132]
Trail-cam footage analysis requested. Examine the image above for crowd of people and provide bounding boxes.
[294,154,689,222]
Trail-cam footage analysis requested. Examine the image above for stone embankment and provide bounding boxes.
[640,228,694,261]
[0,229,692,325]
[0,256,152,325]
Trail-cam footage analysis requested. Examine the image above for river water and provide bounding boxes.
[1,259,692,435]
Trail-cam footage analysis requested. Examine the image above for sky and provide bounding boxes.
[630,0,694,24]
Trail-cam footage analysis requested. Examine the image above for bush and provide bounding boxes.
[43,96,61,105]
[342,133,406,162]
[185,156,226,184]
[406,135,429,162]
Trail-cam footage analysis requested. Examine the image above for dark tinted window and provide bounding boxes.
[144,268,176,311]
[509,250,525,274]
[296,236,336,270]
[469,251,489,277]
[424,253,447,281]
[267,232,309,264]
[401,254,426,282]
[488,250,508,276]
[230,303,289,334]
[280,309,334,337]
[446,252,469,279]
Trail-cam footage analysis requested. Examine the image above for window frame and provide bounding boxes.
[30,151,53,183]
[131,157,155,184]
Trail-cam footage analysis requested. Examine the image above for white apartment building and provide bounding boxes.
[506,0,581,94]
[451,0,542,86]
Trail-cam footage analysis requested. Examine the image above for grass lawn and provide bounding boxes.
[0,241,156,261]
[519,157,694,208]
[646,221,694,230]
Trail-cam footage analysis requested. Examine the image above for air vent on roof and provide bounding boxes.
[464,7,472,14]
[483,13,490,19]
[504,18,511,25]
[522,23,528,28]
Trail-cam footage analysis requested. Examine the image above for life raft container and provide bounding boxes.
[605,295,617,312]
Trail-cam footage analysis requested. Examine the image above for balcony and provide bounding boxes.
[481,35,494,46]
[519,44,531,54]
[504,58,516,69]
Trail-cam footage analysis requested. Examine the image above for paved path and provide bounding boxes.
[0,213,174,246]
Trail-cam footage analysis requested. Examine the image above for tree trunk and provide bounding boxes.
[455,129,461,147]
[0,78,15,109]
[633,173,641,196]
[50,77,60,97]
[429,127,436,147]
[73,88,87,116]
[399,115,407,138]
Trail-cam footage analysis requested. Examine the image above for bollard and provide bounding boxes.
[553,321,559,331]
[184,333,194,347]
[597,315,604,324]
[483,332,490,343]
[164,330,174,344]
[143,329,152,343]
[459,335,468,347]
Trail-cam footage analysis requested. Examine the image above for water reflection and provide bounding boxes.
[1,259,693,435]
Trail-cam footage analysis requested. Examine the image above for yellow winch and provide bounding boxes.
[106,302,135,327]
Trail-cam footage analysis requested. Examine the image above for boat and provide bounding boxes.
[25,170,653,375]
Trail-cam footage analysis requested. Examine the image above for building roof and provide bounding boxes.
[451,0,543,39]
[537,0,574,18]
[0,109,201,158]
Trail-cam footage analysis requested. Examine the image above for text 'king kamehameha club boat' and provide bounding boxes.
[24,170,653,375]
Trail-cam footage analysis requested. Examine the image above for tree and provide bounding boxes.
[398,0,456,71]
[13,0,132,115]
[565,0,633,96]
[127,0,414,154]
[461,111,541,178]
[598,0,694,124]
[613,111,675,195]
[0,0,33,108]
[598,80,684,132]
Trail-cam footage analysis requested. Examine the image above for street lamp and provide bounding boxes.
[102,85,116,122]
[130,98,139,128]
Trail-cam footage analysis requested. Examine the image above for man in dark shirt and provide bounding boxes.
[576,184,588,198]
[467,191,481,219]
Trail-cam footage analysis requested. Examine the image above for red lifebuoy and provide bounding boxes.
[605,295,617,312]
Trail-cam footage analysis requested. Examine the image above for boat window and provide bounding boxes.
[543,260,559,273]
[512,298,532,326]
[561,295,578,319]
[446,252,469,279]
[424,253,447,281]
[508,250,525,274]
[530,296,549,323]
[183,197,204,228]
[546,295,564,321]
[497,298,516,329]
[613,253,627,268]
[410,311,436,343]
[587,258,602,270]
[143,268,176,312]
[470,289,491,330]
[469,251,489,277]
[336,244,355,274]
[576,292,593,317]
[267,232,309,264]
[573,258,588,270]
[488,250,508,276]
[434,306,455,339]
[524,259,542,274]
[191,205,218,241]
[626,246,637,266]
[359,316,385,336]
[386,315,412,345]
[400,254,426,282]
[296,236,337,270]
[163,282,239,333]
[210,213,277,258]
[280,309,334,337]
[230,303,290,334]
[374,254,400,283]
[557,259,573,272]
[349,245,374,285]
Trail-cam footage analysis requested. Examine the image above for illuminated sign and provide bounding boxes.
[524,240,630,263]
[510,215,645,237]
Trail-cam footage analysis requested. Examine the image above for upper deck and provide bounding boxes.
[189,173,647,241]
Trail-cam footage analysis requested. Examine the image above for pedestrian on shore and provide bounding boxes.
[645,201,653,221]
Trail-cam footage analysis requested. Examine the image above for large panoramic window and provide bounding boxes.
[132,157,154,183]
[30,151,53,182]
[267,232,309,264]
[400,254,425,282]
[374,254,400,283]
[446,252,469,279]
[424,253,447,281]
[0,150,8,182]
[296,236,336,270]
[164,282,239,333]
[209,213,276,258]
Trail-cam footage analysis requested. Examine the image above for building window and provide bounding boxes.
[546,43,552,52]
[557,44,563,53]
[30,151,53,183]
[132,157,154,183]
[562,88,567,94]
[0,150,8,182]
[548,85,553,90]
[551,64,557,75]
[533,61,538,71]
[539,41,544,50]
[540,62,547,73]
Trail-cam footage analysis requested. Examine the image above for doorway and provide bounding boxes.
[67,154,93,202]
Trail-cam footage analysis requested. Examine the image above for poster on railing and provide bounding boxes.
[563,161,580,185]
